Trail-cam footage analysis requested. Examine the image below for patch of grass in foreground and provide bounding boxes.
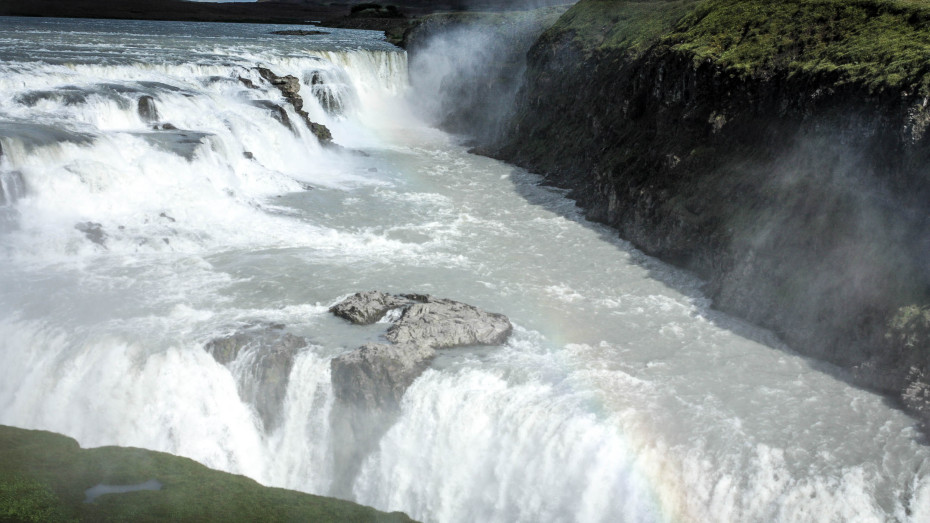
[0,425,415,522]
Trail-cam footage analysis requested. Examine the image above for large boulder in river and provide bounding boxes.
[205,323,308,431]
[330,292,512,410]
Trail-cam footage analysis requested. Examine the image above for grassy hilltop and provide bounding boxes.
[0,425,414,522]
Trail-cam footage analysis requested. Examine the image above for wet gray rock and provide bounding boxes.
[386,296,513,349]
[330,292,510,410]
[329,290,414,325]
[205,322,308,431]
[137,95,159,123]
[331,342,435,413]
[329,293,512,398]
[75,221,106,246]
[238,76,257,89]
[256,66,333,143]
[250,100,296,133]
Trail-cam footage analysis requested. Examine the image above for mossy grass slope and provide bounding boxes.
[547,0,930,93]
[0,425,415,522]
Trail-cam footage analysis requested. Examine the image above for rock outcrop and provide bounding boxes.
[137,95,159,124]
[250,100,297,133]
[327,291,511,496]
[384,296,512,348]
[256,66,333,144]
[329,290,412,325]
[204,322,308,431]
[331,342,434,415]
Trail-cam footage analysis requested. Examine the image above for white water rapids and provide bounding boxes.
[1,16,928,523]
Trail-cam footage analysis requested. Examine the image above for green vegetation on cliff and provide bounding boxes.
[0,425,414,522]
[548,0,930,93]
[670,0,930,92]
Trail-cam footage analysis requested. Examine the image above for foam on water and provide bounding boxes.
[1,15,929,523]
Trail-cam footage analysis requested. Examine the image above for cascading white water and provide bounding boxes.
[1,15,929,523]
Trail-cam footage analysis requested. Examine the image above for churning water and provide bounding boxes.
[0,16,928,523]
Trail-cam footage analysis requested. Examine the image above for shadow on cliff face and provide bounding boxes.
[714,129,930,364]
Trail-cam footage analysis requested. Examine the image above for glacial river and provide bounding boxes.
[0,16,928,522]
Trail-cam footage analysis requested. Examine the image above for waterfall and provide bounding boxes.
[2,17,929,523]
[0,48,407,259]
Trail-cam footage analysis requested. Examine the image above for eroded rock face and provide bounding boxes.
[483,6,930,429]
[250,100,296,133]
[204,323,308,431]
[137,95,159,123]
[331,342,435,413]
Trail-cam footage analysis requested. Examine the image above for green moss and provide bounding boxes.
[668,0,930,93]
[0,425,415,522]
[0,476,70,522]
[544,0,930,93]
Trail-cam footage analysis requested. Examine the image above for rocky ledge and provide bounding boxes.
[330,291,512,411]
[256,66,333,144]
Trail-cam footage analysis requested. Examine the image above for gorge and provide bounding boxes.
[403,0,930,433]
[2,1,930,521]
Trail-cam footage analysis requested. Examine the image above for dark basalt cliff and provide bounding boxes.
[414,0,930,427]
